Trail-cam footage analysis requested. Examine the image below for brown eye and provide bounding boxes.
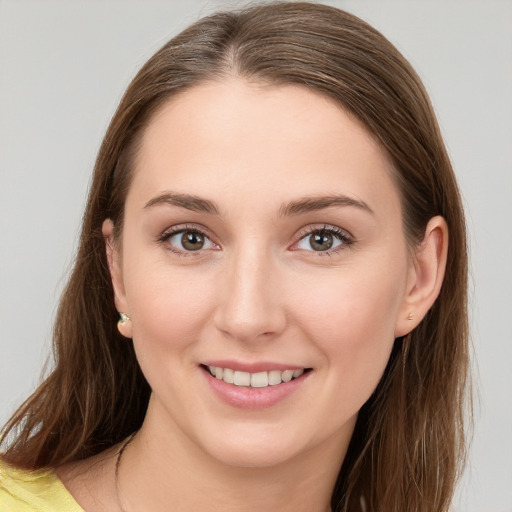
[164,228,217,254]
[309,231,334,251]
[295,227,350,253]
[181,231,205,251]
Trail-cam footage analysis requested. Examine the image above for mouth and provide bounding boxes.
[201,364,312,388]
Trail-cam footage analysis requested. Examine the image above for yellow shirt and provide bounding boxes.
[0,459,84,512]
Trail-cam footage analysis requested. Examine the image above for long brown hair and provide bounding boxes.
[1,3,469,511]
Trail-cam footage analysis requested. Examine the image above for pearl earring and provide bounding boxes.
[119,312,131,325]
[117,312,133,339]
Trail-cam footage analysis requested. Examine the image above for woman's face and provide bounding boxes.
[108,79,414,468]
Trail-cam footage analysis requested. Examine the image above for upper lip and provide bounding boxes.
[202,360,308,373]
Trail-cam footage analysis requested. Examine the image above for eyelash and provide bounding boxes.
[292,225,354,256]
[157,224,354,257]
[157,224,219,257]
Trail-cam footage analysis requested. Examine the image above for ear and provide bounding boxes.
[395,216,448,337]
[102,219,132,338]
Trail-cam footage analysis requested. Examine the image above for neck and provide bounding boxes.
[117,402,350,512]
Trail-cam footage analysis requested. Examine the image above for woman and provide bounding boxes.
[0,2,469,511]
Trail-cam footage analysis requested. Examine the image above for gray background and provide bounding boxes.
[1,1,511,511]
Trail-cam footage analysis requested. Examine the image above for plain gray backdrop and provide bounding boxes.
[1,1,511,511]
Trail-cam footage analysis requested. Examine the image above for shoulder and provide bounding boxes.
[0,458,84,512]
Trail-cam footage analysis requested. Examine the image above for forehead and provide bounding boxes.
[128,78,400,221]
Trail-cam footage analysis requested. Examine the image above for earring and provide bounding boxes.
[407,312,414,321]
[117,312,133,338]
[119,312,131,325]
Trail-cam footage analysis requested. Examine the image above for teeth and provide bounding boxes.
[223,368,234,384]
[251,372,269,388]
[281,369,294,382]
[206,366,306,388]
[234,371,251,386]
[268,370,282,386]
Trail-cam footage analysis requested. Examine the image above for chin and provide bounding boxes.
[208,443,299,469]
[198,425,310,469]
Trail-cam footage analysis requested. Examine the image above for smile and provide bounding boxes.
[206,365,306,388]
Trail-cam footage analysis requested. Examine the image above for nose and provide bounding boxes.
[213,246,287,343]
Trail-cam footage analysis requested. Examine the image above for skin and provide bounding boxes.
[58,79,447,512]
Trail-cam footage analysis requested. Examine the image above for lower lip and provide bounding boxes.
[202,368,310,410]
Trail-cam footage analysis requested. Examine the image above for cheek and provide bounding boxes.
[123,258,217,355]
[291,262,405,386]
[123,263,221,407]
[295,263,403,329]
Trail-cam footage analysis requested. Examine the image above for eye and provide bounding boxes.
[161,227,218,254]
[294,226,352,253]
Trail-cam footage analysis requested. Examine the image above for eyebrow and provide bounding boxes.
[144,192,220,215]
[143,191,373,217]
[279,194,374,217]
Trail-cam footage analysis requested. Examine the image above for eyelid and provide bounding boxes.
[157,223,220,255]
[157,222,353,256]
[290,224,354,254]
[294,223,354,240]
